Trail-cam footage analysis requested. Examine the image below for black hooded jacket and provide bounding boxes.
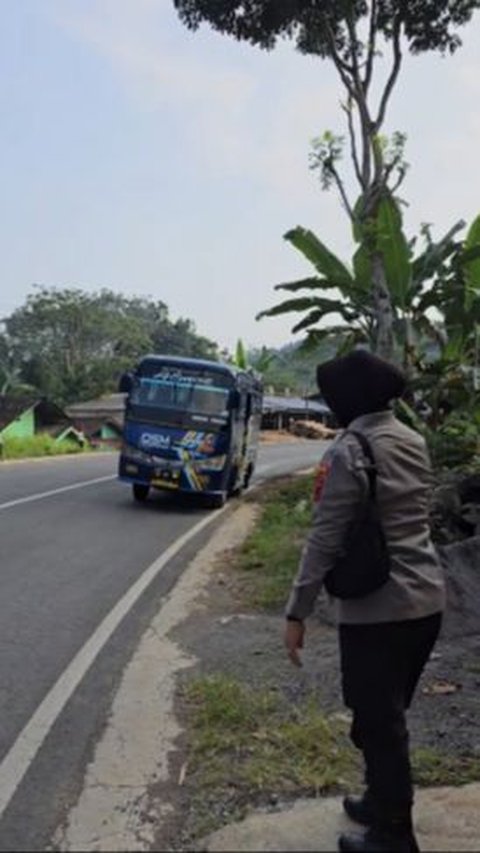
[316,349,406,428]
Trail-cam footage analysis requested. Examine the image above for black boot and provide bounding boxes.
[338,822,420,853]
[343,794,375,826]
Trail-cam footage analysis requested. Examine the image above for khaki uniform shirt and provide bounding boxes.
[286,410,446,624]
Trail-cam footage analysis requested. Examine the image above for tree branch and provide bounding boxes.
[342,98,364,188]
[390,166,408,195]
[329,164,354,221]
[374,16,402,131]
[363,0,377,92]
[344,10,375,191]
[323,19,356,100]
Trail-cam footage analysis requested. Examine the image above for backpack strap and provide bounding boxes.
[344,429,378,500]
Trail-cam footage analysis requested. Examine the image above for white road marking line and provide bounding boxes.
[0,476,116,511]
[0,504,227,820]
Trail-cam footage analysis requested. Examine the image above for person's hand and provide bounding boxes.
[284,619,305,668]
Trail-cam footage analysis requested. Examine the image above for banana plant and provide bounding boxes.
[233,338,248,369]
[257,200,480,371]
[256,226,376,352]
[256,194,414,356]
[409,215,480,362]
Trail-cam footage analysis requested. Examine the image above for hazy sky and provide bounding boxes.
[1,1,479,351]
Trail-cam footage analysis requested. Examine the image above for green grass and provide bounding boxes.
[182,673,361,799]
[181,674,480,841]
[237,475,314,609]
[412,747,480,787]
[1,434,88,459]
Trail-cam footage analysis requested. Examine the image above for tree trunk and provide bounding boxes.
[371,253,394,360]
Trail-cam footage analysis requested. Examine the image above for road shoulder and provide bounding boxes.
[52,502,258,852]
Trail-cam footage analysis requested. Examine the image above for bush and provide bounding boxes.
[2,434,86,459]
[428,412,480,471]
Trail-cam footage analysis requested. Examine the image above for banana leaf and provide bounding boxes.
[352,243,374,297]
[284,227,353,289]
[373,196,411,311]
[274,276,337,293]
[256,295,349,321]
[291,301,360,333]
[463,215,480,309]
[411,220,464,292]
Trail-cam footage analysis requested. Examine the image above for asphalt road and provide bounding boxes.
[0,441,327,851]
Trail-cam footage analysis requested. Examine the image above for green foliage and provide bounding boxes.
[309,131,345,192]
[233,338,248,369]
[0,286,219,405]
[249,340,338,394]
[258,207,480,471]
[183,674,359,796]
[412,747,480,787]
[398,380,480,471]
[464,215,480,309]
[428,413,480,470]
[236,475,314,609]
[256,201,412,352]
[2,433,87,459]
[373,196,411,311]
[173,2,480,57]
[175,0,480,361]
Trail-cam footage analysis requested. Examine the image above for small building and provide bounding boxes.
[0,395,83,446]
[261,394,331,430]
[64,390,333,440]
[66,394,125,449]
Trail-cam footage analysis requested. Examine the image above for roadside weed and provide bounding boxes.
[182,674,360,796]
[237,475,314,609]
[412,747,480,786]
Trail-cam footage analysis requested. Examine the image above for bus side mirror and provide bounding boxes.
[119,372,133,393]
[229,389,241,410]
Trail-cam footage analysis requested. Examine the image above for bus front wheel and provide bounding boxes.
[243,463,254,489]
[133,483,150,502]
[207,492,226,509]
[227,466,241,498]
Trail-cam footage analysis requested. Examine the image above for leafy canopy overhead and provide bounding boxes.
[174,1,480,55]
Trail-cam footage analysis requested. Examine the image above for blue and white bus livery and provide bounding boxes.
[118,355,263,508]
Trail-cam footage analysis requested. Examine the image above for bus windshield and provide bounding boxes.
[129,371,231,420]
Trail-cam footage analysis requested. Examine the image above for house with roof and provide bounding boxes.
[261,393,332,430]
[64,390,332,440]
[0,395,84,451]
[66,393,125,448]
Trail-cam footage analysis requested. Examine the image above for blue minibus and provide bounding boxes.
[118,354,263,507]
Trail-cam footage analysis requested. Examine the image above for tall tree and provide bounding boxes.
[173,0,480,358]
[2,287,219,404]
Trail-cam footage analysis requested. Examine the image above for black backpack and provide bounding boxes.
[324,431,391,600]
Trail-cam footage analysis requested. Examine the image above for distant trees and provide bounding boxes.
[0,287,219,405]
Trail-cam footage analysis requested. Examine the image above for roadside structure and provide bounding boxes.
[261,394,331,430]
[66,391,332,438]
[66,393,125,449]
[0,395,83,447]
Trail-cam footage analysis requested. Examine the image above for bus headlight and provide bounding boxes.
[122,443,154,465]
[193,455,227,472]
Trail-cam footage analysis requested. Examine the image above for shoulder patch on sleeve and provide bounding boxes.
[313,461,331,502]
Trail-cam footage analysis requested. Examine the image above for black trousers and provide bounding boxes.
[339,612,442,816]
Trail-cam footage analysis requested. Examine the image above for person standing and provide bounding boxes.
[284,349,445,853]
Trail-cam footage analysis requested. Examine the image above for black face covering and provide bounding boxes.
[316,349,406,428]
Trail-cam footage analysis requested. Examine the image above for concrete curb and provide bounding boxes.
[203,784,480,851]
